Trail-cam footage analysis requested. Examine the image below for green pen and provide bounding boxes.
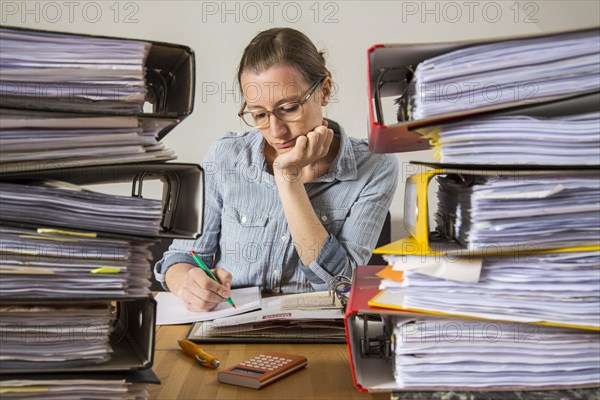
[189,250,236,308]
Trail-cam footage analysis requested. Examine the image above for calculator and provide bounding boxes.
[217,352,307,389]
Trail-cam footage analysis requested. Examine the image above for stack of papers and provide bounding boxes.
[0,27,149,113]
[434,173,600,249]
[0,110,176,173]
[0,181,162,236]
[427,112,600,165]
[0,304,113,370]
[0,379,147,400]
[377,251,600,329]
[409,30,600,120]
[0,227,153,297]
[393,317,600,388]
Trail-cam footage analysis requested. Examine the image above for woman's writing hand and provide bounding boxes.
[166,263,232,312]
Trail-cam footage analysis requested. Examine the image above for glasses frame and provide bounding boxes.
[238,77,325,128]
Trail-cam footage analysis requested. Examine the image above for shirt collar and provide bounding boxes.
[319,122,358,182]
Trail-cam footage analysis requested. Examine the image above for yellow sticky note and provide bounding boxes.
[37,228,97,238]
[90,267,121,274]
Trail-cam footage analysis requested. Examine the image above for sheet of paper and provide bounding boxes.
[386,255,482,283]
[155,286,261,325]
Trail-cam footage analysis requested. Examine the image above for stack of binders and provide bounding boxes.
[345,27,600,395]
[0,26,202,398]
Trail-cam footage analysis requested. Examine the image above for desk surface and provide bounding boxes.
[150,324,388,400]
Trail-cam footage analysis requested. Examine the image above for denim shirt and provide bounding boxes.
[154,124,399,293]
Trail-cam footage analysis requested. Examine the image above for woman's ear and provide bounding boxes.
[321,77,333,106]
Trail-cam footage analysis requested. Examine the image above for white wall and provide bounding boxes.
[4,0,599,240]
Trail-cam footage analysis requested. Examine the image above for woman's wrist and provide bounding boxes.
[164,262,194,295]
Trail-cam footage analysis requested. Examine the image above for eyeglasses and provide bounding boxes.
[238,77,325,128]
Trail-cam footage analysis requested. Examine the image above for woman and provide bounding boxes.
[154,27,398,311]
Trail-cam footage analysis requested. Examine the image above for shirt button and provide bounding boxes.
[280,235,286,241]
[321,215,328,222]
[241,216,247,224]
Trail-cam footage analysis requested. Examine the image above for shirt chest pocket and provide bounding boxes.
[315,207,350,235]
[222,206,269,228]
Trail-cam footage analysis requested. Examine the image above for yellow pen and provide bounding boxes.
[178,339,220,369]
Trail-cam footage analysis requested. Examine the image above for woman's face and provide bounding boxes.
[240,65,330,158]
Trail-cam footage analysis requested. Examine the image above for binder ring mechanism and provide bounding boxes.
[359,313,392,360]
[131,171,180,233]
[332,273,392,360]
[373,65,415,125]
[329,274,352,312]
[146,68,171,113]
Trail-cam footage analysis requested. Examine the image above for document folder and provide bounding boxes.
[376,164,600,256]
[345,266,600,393]
[0,163,204,239]
[0,296,155,374]
[0,369,160,398]
[367,28,599,153]
[0,26,195,140]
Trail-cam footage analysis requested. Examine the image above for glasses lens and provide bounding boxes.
[241,111,265,127]
[240,101,304,128]
[274,102,303,122]
[251,110,270,127]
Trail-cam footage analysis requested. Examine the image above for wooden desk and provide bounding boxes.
[149,324,389,400]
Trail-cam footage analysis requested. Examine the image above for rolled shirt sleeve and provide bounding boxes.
[298,152,399,291]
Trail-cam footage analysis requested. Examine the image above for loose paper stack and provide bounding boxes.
[392,317,600,388]
[409,30,600,120]
[0,181,163,236]
[0,110,176,172]
[376,251,600,329]
[0,227,154,297]
[0,304,114,370]
[425,112,600,165]
[0,27,149,112]
[435,173,600,250]
[0,378,148,400]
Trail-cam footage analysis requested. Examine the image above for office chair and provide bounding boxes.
[367,211,391,265]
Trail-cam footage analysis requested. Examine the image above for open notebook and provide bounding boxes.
[187,291,346,343]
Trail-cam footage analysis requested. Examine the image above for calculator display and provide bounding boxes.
[231,368,264,376]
